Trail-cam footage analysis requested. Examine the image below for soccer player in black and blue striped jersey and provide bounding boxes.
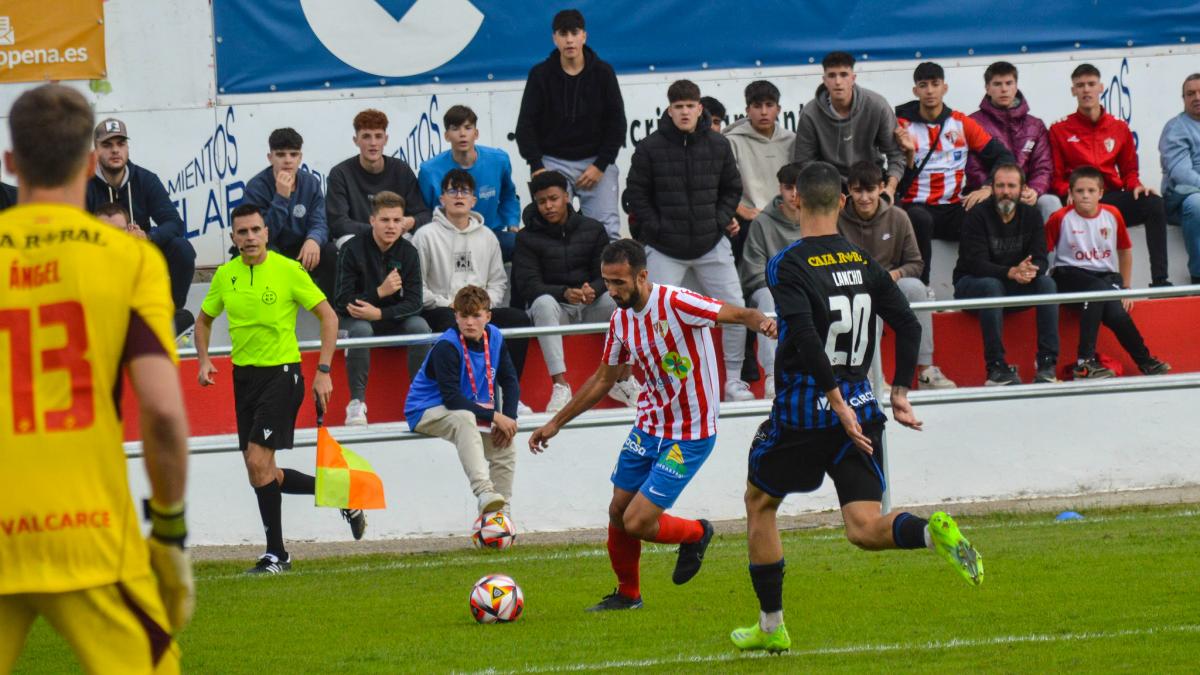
[730,162,984,653]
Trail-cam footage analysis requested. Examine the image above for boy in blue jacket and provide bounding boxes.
[405,285,520,515]
[244,127,337,295]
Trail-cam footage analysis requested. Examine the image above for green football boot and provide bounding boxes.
[928,511,984,586]
[730,621,791,653]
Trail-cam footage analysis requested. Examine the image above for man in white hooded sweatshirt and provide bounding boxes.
[413,169,531,382]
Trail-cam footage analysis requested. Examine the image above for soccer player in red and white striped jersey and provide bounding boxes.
[530,239,776,611]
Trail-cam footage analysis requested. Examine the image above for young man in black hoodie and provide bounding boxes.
[85,118,197,335]
[625,79,754,402]
[513,171,639,412]
[952,163,1060,386]
[333,191,432,427]
[326,109,431,243]
[516,9,626,240]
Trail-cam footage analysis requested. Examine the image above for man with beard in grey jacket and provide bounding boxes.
[739,163,804,398]
[792,52,906,202]
[837,161,956,389]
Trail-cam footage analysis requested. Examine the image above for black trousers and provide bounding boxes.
[1052,266,1151,364]
[422,305,530,377]
[1101,190,1169,282]
[902,203,966,285]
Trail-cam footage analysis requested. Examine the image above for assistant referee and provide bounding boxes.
[195,204,365,574]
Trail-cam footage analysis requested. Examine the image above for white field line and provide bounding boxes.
[468,624,1200,674]
[197,508,1199,583]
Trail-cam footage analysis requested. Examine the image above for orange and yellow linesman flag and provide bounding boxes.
[315,427,386,510]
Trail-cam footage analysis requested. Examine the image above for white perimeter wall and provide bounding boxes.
[1,0,1198,268]
[128,386,1200,546]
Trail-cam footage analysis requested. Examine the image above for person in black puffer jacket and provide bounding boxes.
[624,79,757,402]
[512,171,638,412]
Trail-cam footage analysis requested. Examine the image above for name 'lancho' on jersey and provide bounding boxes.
[766,233,921,430]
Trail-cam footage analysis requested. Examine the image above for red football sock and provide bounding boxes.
[653,513,704,544]
[607,524,642,599]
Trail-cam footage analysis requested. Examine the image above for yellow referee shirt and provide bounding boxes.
[200,251,326,367]
[0,204,176,594]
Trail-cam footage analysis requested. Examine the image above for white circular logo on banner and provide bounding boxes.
[300,0,483,77]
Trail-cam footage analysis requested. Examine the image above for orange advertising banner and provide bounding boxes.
[0,0,106,84]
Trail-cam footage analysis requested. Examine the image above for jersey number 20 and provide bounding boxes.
[825,294,872,367]
[0,301,94,434]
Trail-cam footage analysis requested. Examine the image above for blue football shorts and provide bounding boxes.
[610,427,717,509]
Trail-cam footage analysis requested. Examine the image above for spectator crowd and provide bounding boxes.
[8,7,1195,425]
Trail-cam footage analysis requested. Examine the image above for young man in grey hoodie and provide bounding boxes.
[837,161,956,389]
[725,81,796,225]
[792,52,906,202]
[739,163,804,398]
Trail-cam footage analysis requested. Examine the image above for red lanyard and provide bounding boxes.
[459,330,494,403]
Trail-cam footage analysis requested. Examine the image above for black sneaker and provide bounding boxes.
[246,552,291,575]
[1072,358,1115,380]
[1034,357,1060,384]
[985,362,1021,386]
[672,519,714,585]
[342,508,367,540]
[1138,358,1171,376]
[1149,278,1174,288]
[585,590,643,612]
[173,308,195,340]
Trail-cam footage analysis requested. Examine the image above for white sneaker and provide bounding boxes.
[916,365,957,390]
[478,491,506,515]
[345,399,368,426]
[607,378,641,408]
[724,379,754,402]
[545,383,572,413]
[764,375,775,400]
[517,401,534,417]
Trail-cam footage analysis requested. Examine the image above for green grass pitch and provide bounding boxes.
[14,504,1200,673]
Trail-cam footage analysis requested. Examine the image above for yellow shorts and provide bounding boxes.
[0,573,180,674]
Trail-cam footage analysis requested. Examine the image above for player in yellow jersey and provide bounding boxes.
[0,86,193,673]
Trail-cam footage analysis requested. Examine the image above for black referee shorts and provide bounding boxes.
[233,363,305,452]
[747,417,887,506]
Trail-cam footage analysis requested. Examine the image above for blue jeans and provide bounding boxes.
[494,229,517,263]
[953,274,1059,367]
[1165,188,1200,279]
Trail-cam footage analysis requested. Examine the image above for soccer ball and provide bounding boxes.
[469,574,524,623]
[472,511,516,550]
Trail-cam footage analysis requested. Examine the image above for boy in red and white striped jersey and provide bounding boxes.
[895,62,1015,284]
[1047,166,1170,379]
[529,239,776,611]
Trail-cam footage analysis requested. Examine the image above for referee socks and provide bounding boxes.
[253,480,287,558]
[280,468,316,495]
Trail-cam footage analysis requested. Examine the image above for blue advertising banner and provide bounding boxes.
[213,1,1200,95]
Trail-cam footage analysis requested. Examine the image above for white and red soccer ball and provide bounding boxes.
[469,573,524,623]
[472,511,517,550]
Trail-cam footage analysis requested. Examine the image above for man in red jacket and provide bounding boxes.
[1049,63,1171,287]
[967,61,1061,223]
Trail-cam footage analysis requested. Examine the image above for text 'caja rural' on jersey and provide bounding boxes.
[0,204,177,594]
[767,234,921,430]
[602,284,723,440]
[200,250,327,367]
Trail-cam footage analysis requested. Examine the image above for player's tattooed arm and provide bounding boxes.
[715,303,778,338]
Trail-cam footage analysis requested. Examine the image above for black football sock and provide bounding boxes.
[892,512,929,550]
[253,480,286,558]
[279,468,316,495]
[749,558,785,614]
